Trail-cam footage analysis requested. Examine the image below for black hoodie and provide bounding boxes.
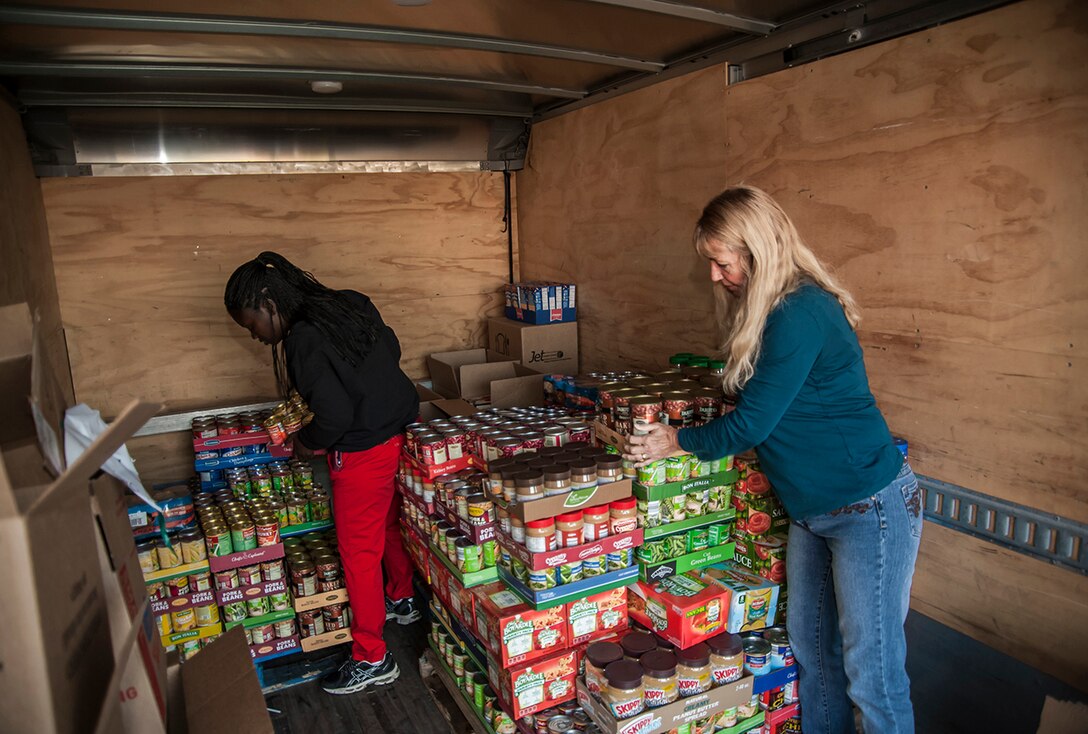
[285,290,419,452]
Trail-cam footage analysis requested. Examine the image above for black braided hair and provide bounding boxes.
[224,251,379,396]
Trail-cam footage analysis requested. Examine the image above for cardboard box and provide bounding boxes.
[292,587,350,613]
[472,582,569,668]
[701,563,781,634]
[567,587,629,646]
[487,318,578,375]
[498,564,639,611]
[490,646,581,720]
[0,303,160,734]
[732,534,788,585]
[415,382,479,422]
[627,573,731,650]
[638,542,737,583]
[503,478,633,523]
[427,349,544,407]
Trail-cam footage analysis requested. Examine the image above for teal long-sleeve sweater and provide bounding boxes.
[678,282,903,520]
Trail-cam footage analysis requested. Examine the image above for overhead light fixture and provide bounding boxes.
[392,0,432,5]
[310,80,343,94]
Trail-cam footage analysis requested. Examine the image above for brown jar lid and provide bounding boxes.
[489,457,516,473]
[662,391,694,402]
[620,632,657,659]
[604,660,644,690]
[568,458,597,474]
[524,458,552,471]
[514,470,544,488]
[586,641,624,669]
[596,456,623,471]
[640,650,677,678]
[500,463,529,480]
[543,465,572,481]
[706,632,743,657]
[677,642,711,668]
[292,561,316,574]
[538,446,567,457]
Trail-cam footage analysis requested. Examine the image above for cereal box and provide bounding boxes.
[490,646,581,720]
[472,582,569,668]
[567,587,629,646]
[700,562,780,633]
[627,572,731,649]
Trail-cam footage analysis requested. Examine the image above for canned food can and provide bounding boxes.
[274,619,297,639]
[188,571,213,593]
[323,603,347,631]
[194,603,220,627]
[179,639,202,661]
[205,526,234,556]
[170,608,196,632]
[268,591,291,612]
[261,559,286,582]
[166,575,190,598]
[214,569,240,590]
[156,613,172,637]
[298,609,325,638]
[223,601,248,623]
[237,564,262,587]
[246,595,271,618]
[251,623,276,644]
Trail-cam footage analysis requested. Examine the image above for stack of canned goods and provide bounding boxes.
[284,529,351,639]
[192,410,272,461]
[194,493,283,555]
[521,704,603,734]
[262,390,314,446]
[404,405,592,469]
[220,461,331,529]
[137,526,207,576]
[217,556,296,643]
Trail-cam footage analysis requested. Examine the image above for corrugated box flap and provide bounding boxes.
[181,627,273,734]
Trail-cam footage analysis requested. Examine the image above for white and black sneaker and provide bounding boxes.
[321,653,400,695]
[385,597,422,625]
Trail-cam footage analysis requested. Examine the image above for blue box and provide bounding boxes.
[194,453,278,471]
[497,564,638,610]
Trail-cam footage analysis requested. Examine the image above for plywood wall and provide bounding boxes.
[0,100,74,405]
[42,171,511,480]
[518,0,1088,689]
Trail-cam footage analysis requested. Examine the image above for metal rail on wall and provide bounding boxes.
[917,474,1088,575]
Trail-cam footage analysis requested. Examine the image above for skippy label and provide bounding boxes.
[712,663,743,685]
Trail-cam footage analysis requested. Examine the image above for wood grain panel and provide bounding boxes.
[517,64,726,372]
[912,524,1088,691]
[0,101,74,404]
[517,0,1088,689]
[42,172,510,418]
[718,0,1088,524]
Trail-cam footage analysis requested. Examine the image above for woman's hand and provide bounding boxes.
[623,422,687,467]
[289,433,315,460]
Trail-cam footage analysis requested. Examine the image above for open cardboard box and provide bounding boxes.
[427,348,544,408]
[0,303,122,734]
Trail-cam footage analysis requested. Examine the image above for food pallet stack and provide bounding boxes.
[285,529,353,652]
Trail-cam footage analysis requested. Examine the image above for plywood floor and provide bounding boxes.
[265,619,466,734]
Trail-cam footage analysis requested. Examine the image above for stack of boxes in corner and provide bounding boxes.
[542,353,800,734]
[491,281,580,380]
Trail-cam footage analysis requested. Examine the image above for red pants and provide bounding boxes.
[328,435,414,663]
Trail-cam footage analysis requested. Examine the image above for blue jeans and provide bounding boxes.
[786,462,922,734]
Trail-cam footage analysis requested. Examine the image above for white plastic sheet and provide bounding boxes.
[64,403,160,511]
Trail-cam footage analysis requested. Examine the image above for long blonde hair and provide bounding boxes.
[694,186,860,393]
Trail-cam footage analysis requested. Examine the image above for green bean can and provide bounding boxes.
[481,539,497,568]
[606,549,633,571]
[223,601,248,623]
[558,561,583,585]
[269,591,291,611]
[686,488,709,518]
[473,673,489,710]
[582,555,607,577]
[512,559,530,582]
[638,498,662,528]
[665,455,690,483]
[689,457,711,478]
[637,460,666,487]
[667,495,687,523]
[687,527,710,553]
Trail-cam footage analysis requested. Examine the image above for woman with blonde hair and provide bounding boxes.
[626,186,921,734]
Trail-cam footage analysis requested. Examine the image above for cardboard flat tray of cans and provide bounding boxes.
[500,478,634,524]
[638,542,737,583]
[497,564,639,610]
[208,542,285,573]
[431,539,501,587]
[496,528,643,571]
[435,497,498,544]
[151,588,218,615]
[575,664,795,734]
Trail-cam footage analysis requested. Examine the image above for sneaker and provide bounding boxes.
[385,597,422,625]
[321,653,400,695]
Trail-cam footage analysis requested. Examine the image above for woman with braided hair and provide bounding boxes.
[225,251,419,694]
